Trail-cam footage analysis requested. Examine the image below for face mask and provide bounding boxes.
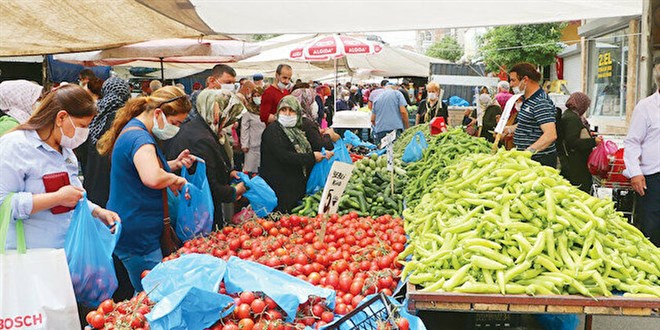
[311,102,319,119]
[428,92,438,100]
[221,84,236,92]
[278,81,291,91]
[59,115,89,149]
[152,111,180,140]
[278,114,297,128]
[343,96,350,101]
[253,96,262,105]
[513,80,526,94]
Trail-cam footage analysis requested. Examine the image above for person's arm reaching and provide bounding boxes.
[400,106,410,129]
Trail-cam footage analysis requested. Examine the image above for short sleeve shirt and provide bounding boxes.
[372,89,407,133]
[107,118,170,255]
[513,89,556,155]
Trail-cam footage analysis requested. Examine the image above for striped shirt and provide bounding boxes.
[514,88,556,155]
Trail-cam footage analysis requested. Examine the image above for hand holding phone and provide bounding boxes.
[43,172,79,214]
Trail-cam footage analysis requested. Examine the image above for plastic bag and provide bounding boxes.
[231,207,256,225]
[142,254,226,302]
[332,138,353,164]
[175,159,214,241]
[588,140,618,178]
[146,287,235,330]
[237,172,278,218]
[307,148,333,195]
[224,256,336,322]
[449,96,470,106]
[402,131,428,163]
[64,195,121,307]
[535,314,580,330]
[343,130,376,149]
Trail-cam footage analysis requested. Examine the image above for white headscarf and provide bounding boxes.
[0,80,43,124]
[477,94,493,127]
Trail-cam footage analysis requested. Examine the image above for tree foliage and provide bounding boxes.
[480,23,565,72]
[252,34,280,42]
[425,36,464,62]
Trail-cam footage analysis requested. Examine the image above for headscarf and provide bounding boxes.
[291,88,316,120]
[89,77,130,143]
[565,92,591,129]
[277,96,312,154]
[476,94,493,127]
[245,86,264,115]
[196,89,247,137]
[0,80,43,124]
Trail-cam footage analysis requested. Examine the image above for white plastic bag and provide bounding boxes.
[0,194,80,330]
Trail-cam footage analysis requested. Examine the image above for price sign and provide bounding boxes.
[318,162,355,215]
[380,131,397,149]
[494,93,524,134]
[380,131,397,172]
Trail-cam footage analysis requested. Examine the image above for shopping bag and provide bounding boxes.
[306,148,333,195]
[146,287,235,330]
[588,140,618,178]
[1,194,81,329]
[343,130,376,149]
[232,207,257,225]
[402,131,428,163]
[175,159,214,241]
[237,172,278,218]
[429,116,447,135]
[332,138,353,164]
[64,195,121,307]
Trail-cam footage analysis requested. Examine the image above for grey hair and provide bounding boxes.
[654,63,660,89]
[497,80,510,91]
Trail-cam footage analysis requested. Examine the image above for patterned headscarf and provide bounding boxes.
[277,96,312,154]
[89,77,130,143]
[196,89,246,136]
[291,88,316,120]
[245,86,264,115]
[0,80,43,124]
[565,92,591,129]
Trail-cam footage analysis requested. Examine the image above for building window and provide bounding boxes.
[587,29,629,117]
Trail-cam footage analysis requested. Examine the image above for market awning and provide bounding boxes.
[0,0,218,56]
[186,0,642,34]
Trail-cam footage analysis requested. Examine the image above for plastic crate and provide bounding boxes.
[325,293,400,330]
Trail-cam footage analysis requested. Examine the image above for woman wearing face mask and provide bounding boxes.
[97,86,194,292]
[0,80,44,136]
[477,94,503,143]
[335,90,352,112]
[416,82,449,125]
[292,85,340,151]
[0,84,120,250]
[241,86,266,173]
[260,96,332,213]
[166,89,248,229]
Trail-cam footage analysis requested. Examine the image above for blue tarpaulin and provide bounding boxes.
[47,55,110,83]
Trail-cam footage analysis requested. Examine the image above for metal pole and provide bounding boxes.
[159,57,165,83]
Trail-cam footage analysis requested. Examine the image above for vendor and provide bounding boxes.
[416,82,448,125]
[166,89,247,229]
[260,95,332,213]
[0,84,119,250]
[97,86,194,292]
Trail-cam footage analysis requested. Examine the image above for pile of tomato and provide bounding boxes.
[166,213,406,315]
[85,292,154,330]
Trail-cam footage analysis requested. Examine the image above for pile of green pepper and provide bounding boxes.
[400,149,660,298]
[392,124,431,159]
[404,128,492,208]
[293,154,407,217]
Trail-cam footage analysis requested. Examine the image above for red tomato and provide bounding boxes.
[234,303,251,319]
[238,318,255,330]
[251,298,266,314]
[339,276,353,292]
[99,299,114,314]
[321,311,334,323]
[222,322,239,330]
[352,295,364,308]
[349,281,363,296]
[89,312,105,329]
[311,304,324,317]
[396,318,410,330]
[308,272,321,285]
[130,313,145,328]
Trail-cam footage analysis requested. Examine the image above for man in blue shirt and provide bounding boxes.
[371,84,410,145]
[503,62,558,167]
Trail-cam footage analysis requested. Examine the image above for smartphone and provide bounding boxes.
[42,172,74,214]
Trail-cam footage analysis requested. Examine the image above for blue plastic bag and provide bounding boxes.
[306,148,333,195]
[64,195,121,307]
[175,159,214,241]
[224,256,336,322]
[146,287,235,330]
[142,254,226,302]
[535,314,580,330]
[237,172,278,217]
[449,96,470,107]
[402,131,428,163]
[332,139,353,164]
[344,130,376,149]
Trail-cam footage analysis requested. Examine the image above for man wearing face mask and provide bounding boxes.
[207,64,237,91]
[416,82,448,125]
[260,64,293,124]
[503,62,558,167]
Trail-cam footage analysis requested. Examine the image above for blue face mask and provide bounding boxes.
[152,111,180,140]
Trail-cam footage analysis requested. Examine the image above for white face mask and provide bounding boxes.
[59,115,89,149]
[427,92,438,101]
[278,81,292,91]
[253,96,262,105]
[278,114,297,127]
[311,102,319,119]
[152,111,180,140]
[343,96,350,101]
[221,84,236,92]
[513,80,526,95]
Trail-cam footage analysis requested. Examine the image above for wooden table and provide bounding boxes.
[407,283,660,329]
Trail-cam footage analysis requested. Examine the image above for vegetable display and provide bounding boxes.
[401,149,660,298]
[404,128,491,208]
[392,124,431,159]
[293,154,407,217]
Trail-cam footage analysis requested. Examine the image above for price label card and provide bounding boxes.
[380,130,397,149]
[318,162,355,215]
[387,144,394,172]
[495,93,523,134]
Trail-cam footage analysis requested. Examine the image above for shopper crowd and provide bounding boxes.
[1,62,658,325]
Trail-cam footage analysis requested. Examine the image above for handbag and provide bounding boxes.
[0,193,81,329]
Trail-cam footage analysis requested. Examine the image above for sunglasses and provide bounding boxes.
[156,94,187,109]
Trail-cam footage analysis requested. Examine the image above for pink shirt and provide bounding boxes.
[495,92,513,109]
